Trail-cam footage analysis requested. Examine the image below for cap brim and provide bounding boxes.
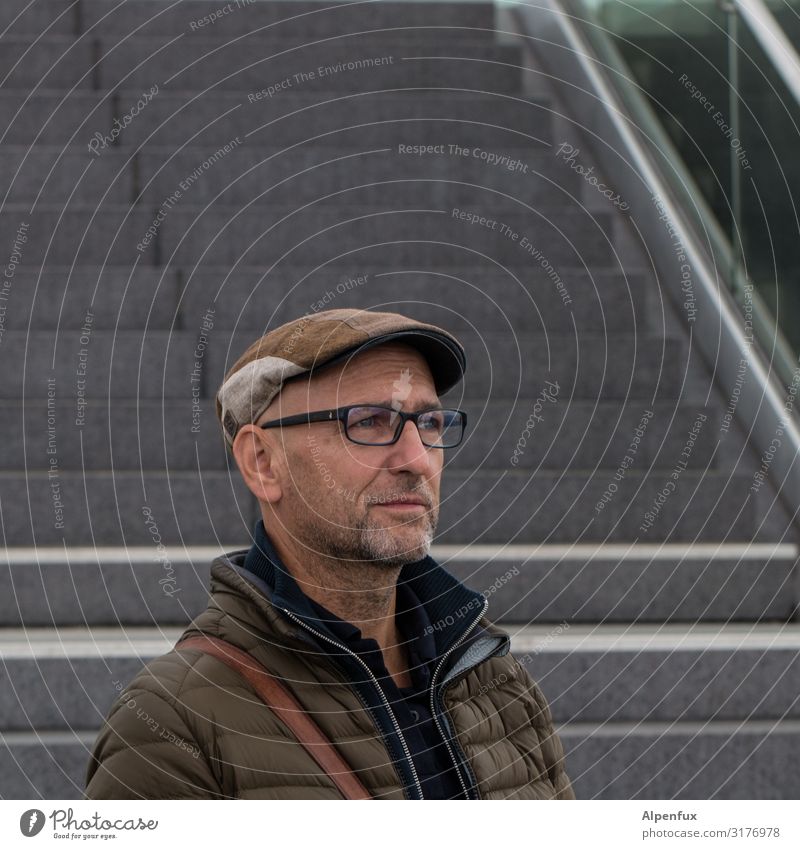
[310,329,466,396]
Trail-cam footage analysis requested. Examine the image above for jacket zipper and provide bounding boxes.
[280,607,424,800]
[428,597,490,800]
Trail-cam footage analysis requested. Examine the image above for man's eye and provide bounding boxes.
[419,413,444,430]
[349,408,390,428]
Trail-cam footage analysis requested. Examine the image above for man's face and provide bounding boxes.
[257,342,446,568]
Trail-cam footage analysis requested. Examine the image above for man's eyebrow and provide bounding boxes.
[359,399,442,411]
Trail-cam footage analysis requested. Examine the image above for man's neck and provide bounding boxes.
[269,532,412,687]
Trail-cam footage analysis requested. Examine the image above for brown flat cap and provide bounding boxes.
[216,308,466,447]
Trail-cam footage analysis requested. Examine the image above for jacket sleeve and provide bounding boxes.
[515,661,577,799]
[85,684,225,799]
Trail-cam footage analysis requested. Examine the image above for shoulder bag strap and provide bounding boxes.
[176,633,372,800]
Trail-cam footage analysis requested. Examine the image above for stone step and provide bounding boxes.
[517,624,800,725]
[0,543,795,627]
[1,33,520,91]
[6,265,648,334]
[1,145,134,205]
[2,266,176,331]
[560,719,800,799]
[0,469,775,545]
[0,624,796,730]
[0,37,95,90]
[135,143,575,207]
[0,330,684,400]
[2,400,716,472]
[0,733,93,799]
[1,143,583,207]
[436,469,774,543]
[0,471,256,547]
[1,36,523,94]
[101,40,524,94]
[0,90,553,147]
[0,92,107,145]
[2,721,798,798]
[0,0,76,36]
[79,1,498,38]
[0,202,615,266]
[121,87,554,148]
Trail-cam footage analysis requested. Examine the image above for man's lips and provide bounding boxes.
[370,496,429,508]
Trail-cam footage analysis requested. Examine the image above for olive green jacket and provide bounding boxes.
[85,555,575,799]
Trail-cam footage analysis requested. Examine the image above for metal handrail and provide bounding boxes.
[736,0,800,108]
[546,0,799,388]
[506,0,800,522]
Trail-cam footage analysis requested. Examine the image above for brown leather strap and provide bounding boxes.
[176,634,371,800]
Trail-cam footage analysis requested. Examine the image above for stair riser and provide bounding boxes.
[0,650,796,730]
[2,329,680,402]
[0,556,793,627]
[4,267,645,334]
[0,470,768,545]
[0,0,76,36]
[1,204,610,266]
[1,728,795,799]
[2,147,584,207]
[0,93,553,147]
[80,1,497,38]
[1,39,522,91]
[1,402,717,472]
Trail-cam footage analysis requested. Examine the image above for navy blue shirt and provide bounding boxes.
[242,520,467,799]
[305,581,465,799]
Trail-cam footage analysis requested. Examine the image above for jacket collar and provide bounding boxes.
[234,519,508,660]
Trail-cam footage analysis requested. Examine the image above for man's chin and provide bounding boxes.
[361,524,433,566]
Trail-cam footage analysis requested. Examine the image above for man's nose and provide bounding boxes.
[387,419,437,474]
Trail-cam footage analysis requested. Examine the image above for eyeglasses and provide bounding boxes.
[259,404,467,448]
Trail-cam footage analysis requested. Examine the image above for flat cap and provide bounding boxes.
[216,308,466,447]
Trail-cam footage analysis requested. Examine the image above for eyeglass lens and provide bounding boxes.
[345,406,462,446]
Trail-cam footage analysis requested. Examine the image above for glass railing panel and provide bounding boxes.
[588,0,800,353]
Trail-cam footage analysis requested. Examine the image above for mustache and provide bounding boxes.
[363,486,434,507]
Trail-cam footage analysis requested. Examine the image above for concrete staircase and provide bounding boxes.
[1,0,798,799]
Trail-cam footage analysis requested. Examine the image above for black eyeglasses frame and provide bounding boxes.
[258,404,467,448]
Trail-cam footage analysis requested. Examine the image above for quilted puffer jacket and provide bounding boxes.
[85,552,575,800]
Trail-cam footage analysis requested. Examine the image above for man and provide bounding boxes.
[86,308,574,799]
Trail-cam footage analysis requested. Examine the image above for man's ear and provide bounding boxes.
[232,425,283,503]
